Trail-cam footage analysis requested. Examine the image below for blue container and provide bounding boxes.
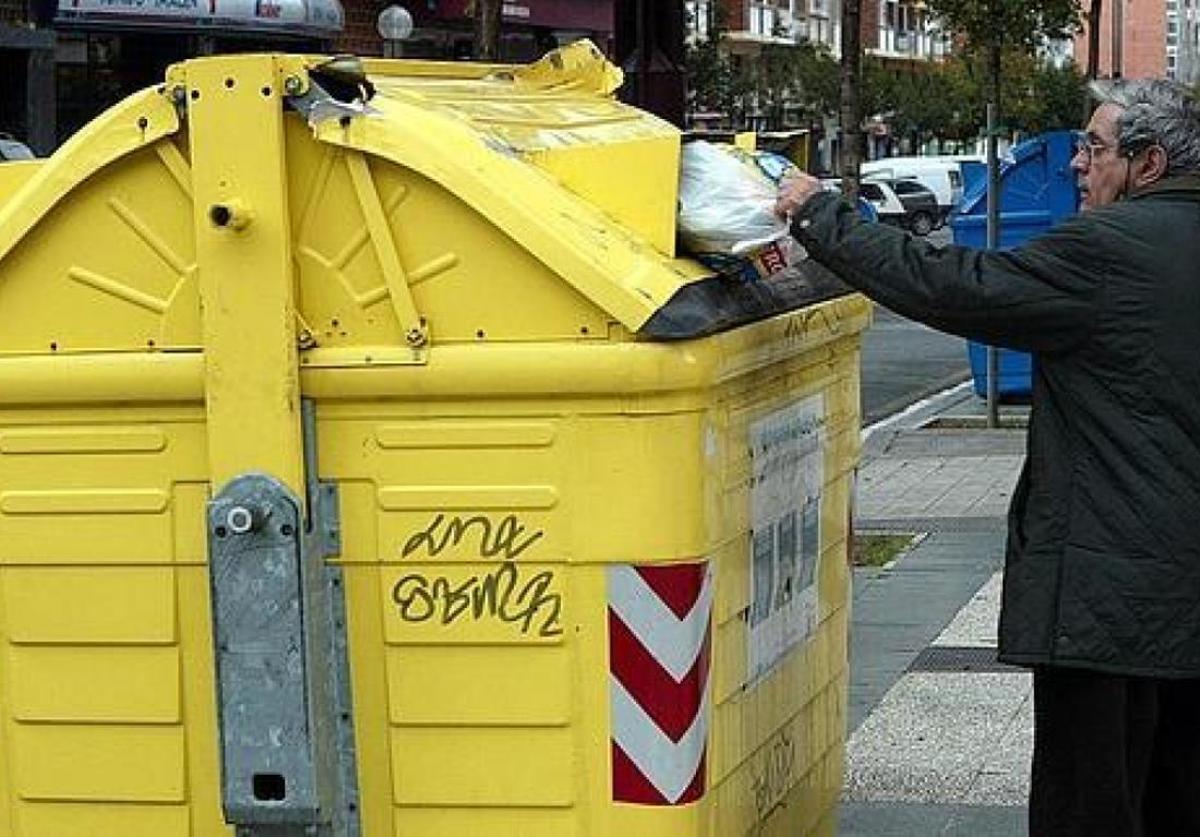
[966,341,1033,398]
[950,131,1080,397]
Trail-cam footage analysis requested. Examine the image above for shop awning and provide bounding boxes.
[55,0,343,36]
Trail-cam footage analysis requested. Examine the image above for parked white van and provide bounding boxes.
[861,155,982,221]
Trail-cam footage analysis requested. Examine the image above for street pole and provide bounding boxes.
[985,53,1001,428]
[1111,0,1124,78]
[839,0,862,199]
[474,0,501,61]
[613,0,686,125]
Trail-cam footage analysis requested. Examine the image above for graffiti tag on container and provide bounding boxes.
[402,513,544,561]
[391,561,562,638]
[751,728,797,819]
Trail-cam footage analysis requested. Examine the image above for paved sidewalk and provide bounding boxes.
[840,388,1031,836]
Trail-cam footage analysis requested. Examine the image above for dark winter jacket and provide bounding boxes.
[792,176,1200,678]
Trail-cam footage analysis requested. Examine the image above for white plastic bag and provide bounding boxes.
[678,141,792,258]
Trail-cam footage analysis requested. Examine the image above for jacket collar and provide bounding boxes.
[1129,174,1200,200]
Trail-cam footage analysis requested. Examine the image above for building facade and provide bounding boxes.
[684,0,948,165]
[355,0,612,63]
[1074,0,1167,80]
[0,0,55,153]
[860,1,950,159]
[54,0,343,139]
[860,0,949,60]
[2,0,614,152]
[1168,0,1200,83]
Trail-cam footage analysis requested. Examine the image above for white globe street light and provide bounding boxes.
[377,5,414,57]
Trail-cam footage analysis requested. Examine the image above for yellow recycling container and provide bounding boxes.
[0,44,869,837]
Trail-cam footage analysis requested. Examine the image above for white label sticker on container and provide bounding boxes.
[747,394,825,683]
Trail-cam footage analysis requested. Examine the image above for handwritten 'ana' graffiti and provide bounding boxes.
[402,513,544,561]
[391,561,562,638]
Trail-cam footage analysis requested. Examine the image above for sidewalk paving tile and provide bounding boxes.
[844,418,1032,834]
[839,802,1026,837]
[844,672,1031,804]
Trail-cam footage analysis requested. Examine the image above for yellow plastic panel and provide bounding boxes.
[0,85,180,270]
[0,488,168,514]
[570,413,707,562]
[285,127,612,347]
[0,507,173,565]
[390,808,578,837]
[529,135,680,255]
[9,646,180,723]
[171,481,212,566]
[390,726,573,806]
[0,161,42,210]
[317,89,692,332]
[0,421,183,564]
[364,41,679,256]
[16,803,191,837]
[339,563,394,837]
[171,565,233,837]
[374,419,556,449]
[0,142,199,353]
[12,724,185,801]
[3,568,176,644]
[378,485,558,511]
[391,810,578,834]
[0,426,168,454]
[385,645,570,725]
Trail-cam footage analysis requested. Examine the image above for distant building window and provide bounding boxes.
[810,17,829,43]
[749,2,775,36]
[686,0,712,37]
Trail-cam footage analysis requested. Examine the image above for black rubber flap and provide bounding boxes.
[639,258,854,341]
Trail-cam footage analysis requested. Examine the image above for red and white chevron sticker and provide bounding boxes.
[608,561,713,805]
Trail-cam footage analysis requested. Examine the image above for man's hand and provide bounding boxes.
[775,172,824,220]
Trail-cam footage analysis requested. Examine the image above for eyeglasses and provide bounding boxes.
[1073,130,1118,162]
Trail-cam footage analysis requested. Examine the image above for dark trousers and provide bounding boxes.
[1030,667,1200,837]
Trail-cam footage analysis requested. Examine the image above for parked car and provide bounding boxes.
[861,155,979,221]
[0,134,34,161]
[819,178,880,223]
[858,179,940,236]
[883,178,941,235]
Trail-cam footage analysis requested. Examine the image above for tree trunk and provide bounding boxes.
[1086,0,1102,80]
[1083,0,1102,122]
[474,0,502,61]
[839,0,862,198]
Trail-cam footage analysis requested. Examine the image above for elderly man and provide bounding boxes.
[777,79,1200,835]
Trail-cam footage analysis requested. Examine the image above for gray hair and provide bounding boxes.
[1089,78,1200,175]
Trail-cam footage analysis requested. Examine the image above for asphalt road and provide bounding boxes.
[857,227,974,425]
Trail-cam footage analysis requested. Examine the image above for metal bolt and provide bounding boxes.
[406,328,426,347]
[284,75,304,96]
[171,85,187,104]
[227,506,256,535]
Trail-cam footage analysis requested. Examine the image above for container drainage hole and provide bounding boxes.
[253,773,286,802]
[209,205,232,227]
